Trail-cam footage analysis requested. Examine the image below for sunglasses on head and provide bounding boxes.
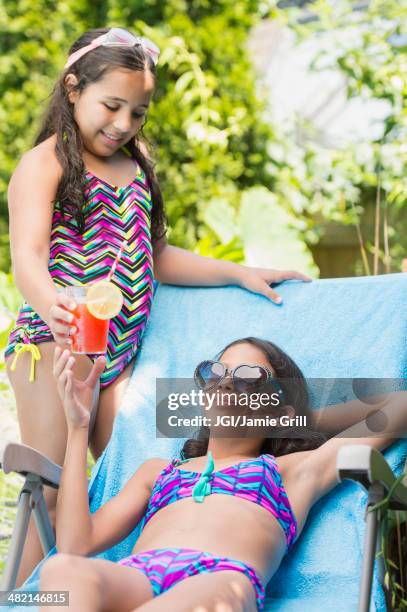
[65,28,160,70]
[194,360,286,400]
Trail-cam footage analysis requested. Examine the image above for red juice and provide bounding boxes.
[72,303,109,354]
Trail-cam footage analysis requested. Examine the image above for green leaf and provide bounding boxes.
[239,187,319,277]
[387,559,399,570]
[202,197,240,245]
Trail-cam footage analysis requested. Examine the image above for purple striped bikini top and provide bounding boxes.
[141,452,298,549]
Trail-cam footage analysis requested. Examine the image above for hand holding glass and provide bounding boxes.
[62,281,123,354]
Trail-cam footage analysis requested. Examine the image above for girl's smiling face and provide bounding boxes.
[65,67,155,157]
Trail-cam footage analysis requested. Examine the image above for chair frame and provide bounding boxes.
[1,442,407,612]
[0,440,61,591]
[336,444,407,612]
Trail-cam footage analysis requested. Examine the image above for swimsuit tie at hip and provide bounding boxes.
[192,451,215,503]
[10,343,42,383]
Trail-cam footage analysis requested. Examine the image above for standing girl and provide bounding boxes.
[4,27,309,585]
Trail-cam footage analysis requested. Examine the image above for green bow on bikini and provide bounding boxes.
[192,451,215,503]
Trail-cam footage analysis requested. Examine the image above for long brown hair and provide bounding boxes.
[181,337,327,459]
[34,27,166,242]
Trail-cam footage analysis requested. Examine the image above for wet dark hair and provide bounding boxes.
[181,337,327,459]
[34,27,166,242]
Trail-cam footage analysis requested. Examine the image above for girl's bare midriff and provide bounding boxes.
[132,454,311,585]
[134,495,286,584]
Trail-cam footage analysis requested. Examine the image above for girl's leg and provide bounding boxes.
[89,358,135,459]
[39,553,153,612]
[135,570,259,612]
[5,343,94,586]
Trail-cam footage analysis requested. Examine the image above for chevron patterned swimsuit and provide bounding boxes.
[5,152,154,388]
[118,452,298,610]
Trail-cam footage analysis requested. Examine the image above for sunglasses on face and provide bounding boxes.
[194,360,286,400]
[65,28,160,70]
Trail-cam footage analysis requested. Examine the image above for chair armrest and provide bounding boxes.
[0,439,61,489]
[336,444,407,510]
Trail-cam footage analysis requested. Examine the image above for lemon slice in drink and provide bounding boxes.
[86,281,124,320]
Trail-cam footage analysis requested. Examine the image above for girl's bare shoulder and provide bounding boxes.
[140,457,170,488]
[10,134,62,189]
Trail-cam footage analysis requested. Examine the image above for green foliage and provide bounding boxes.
[239,187,318,275]
[369,463,407,610]
[266,0,406,273]
[0,272,22,315]
[0,470,20,578]
[198,188,317,273]
[135,8,276,251]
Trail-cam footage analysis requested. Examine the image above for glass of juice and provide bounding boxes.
[63,285,110,354]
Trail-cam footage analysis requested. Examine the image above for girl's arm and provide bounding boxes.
[302,390,407,503]
[308,392,392,436]
[53,348,161,556]
[153,240,310,304]
[58,427,161,556]
[8,146,80,346]
[8,147,61,325]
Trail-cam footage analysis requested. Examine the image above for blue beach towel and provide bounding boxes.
[4,273,407,612]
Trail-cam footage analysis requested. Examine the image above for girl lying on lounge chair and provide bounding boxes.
[40,337,405,612]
